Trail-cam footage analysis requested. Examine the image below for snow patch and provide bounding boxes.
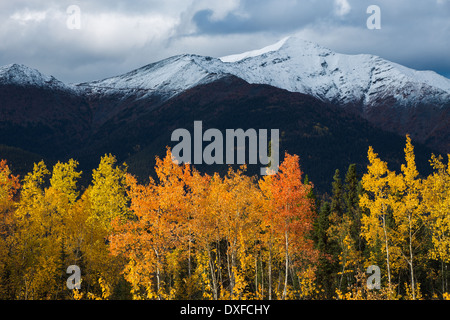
[219,37,290,63]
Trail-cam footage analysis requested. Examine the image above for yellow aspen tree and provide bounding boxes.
[49,159,82,207]
[196,172,224,300]
[12,161,53,299]
[222,166,261,299]
[423,153,450,295]
[89,154,130,233]
[16,160,86,299]
[389,135,424,299]
[185,168,212,299]
[72,155,130,300]
[360,146,399,296]
[47,160,84,298]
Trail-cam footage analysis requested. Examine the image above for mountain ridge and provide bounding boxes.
[73,36,450,108]
[3,36,449,110]
[0,36,448,192]
[64,36,449,153]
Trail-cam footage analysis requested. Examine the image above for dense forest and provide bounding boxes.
[0,135,449,300]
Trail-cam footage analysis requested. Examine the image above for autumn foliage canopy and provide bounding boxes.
[1,137,450,300]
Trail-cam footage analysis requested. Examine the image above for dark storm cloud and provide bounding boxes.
[192,0,336,35]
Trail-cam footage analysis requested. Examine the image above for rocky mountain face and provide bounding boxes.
[0,64,91,158]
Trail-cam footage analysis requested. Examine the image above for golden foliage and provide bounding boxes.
[0,137,450,300]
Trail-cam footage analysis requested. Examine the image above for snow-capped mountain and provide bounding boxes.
[76,35,450,109]
[0,63,71,91]
[76,54,227,101]
[220,37,450,107]
[0,35,449,163]
[3,37,450,109]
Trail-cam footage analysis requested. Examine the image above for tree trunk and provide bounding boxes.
[282,228,289,300]
[408,212,416,299]
[255,253,258,295]
[226,240,232,297]
[261,255,264,298]
[268,236,272,300]
[207,245,218,300]
[382,214,392,294]
[338,252,347,291]
[155,249,161,300]
[188,226,192,278]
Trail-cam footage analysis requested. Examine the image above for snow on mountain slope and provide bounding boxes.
[2,37,449,109]
[76,54,227,100]
[0,63,71,91]
[219,37,290,63]
[217,36,450,107]
[77,35,450,109]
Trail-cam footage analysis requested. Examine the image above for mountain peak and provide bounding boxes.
[0,63,50,83]
[279,36,334,56]
[0,63,68,89]
[213,36,450,106]
[219,36,334,63]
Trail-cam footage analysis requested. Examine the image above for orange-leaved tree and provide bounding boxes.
[111,148,194,299]
[260,152,319,299]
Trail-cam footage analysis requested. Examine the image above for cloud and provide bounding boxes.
[195,0,241,21]
[334,0,351,16]
[189,0,337,35]
[10,8,48,23]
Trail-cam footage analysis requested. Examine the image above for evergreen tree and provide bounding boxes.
[343,164,365,257]
[330,169,345,218]
[313,201,337,298]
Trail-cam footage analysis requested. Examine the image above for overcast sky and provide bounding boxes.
[1,0,449,83]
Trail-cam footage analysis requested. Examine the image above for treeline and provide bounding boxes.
[0,136,449,300]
